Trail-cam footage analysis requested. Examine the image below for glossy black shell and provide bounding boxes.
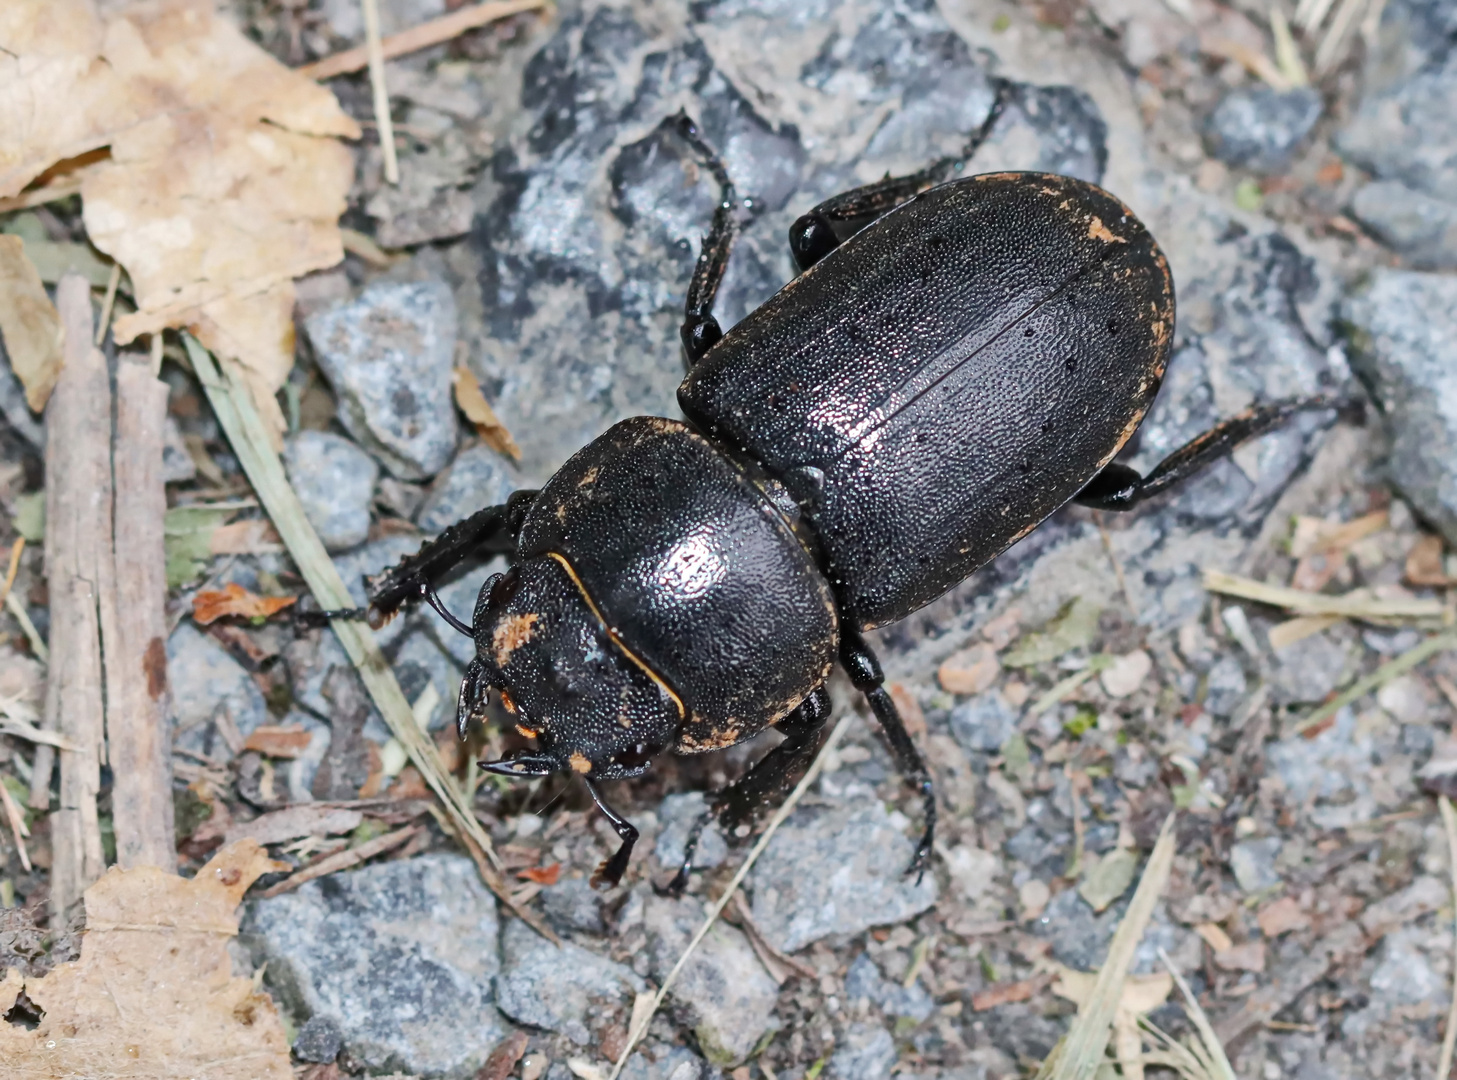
[679,172,1175,628]
[517,416,838,752]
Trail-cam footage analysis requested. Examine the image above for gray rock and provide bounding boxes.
[417,444,517,534]
[243,854,505,1078]
[306,281,460,480]
[949,691,1018,754]
[643,893,779,1065]
[160,415,195,483]
[1267,707,1379,829]
[1350,181,1457,269]
[468,0,1107,482]
[494,917,646,1045]
[1271,630,1350,704]
[1228,837,1282,893]
[829,1023,897,1080]
[1370,927,1447,1005]
[654,792,727,874]
[1204,87,1322,173]
[1337,42,1457,203]
[283,430,379,552]
[293,1015,343,1064]
[540,875,606,935]
[1034,886,1120,970]
[748,794,937,954]
[389,629,464,731]
[621,1045,717,1080]
[1203,654,1247,718]
[0,349,43,449]
[1344,269,1457,546]
[167,623,267,757]
[843,953,935,1022]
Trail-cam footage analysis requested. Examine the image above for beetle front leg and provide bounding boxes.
[1075,396,1353,512]
[840,630,935,882]
[584,778,639,890]
[667,111,739,364]
[661,685,832,896]
[788,78,1012,272]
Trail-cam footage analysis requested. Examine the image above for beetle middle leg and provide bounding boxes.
[1074,396,1352,512]
[840,629,935,882]
[788,78,1013,272]
[662,684,833,896]
[667,110,739,364]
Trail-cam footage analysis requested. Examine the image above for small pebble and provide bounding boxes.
[1099,649,1152,697]
[1019,878,1051,921]
[937,643,1000,695]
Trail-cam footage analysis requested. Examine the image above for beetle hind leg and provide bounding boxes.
[840,630,935,882]
[1075,396,1354,512]
[584,778,640,890]
[660,685,833,896]
[788,78,1013,273]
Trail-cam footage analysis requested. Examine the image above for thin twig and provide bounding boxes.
[4,591,47,663]
[259,824,419,897]
[300,0,550,80]
[94,262,121,346]
[0,537,22,609]
[1437,797,1457,1080]
[1203,568,1444,620]
[361,0,400,185]
[0,778,32,873]
[606,714,853,1080]
[1295,630,1457,734]
[1159,948,1237,1080]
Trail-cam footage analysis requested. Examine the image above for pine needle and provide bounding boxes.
[1295,629,1457,734]
[184,334,555,939]
[1038,813,1178,1080]
[1203,568,1444,620]
[606,714,853,1080]
[1437,797,1457,1080]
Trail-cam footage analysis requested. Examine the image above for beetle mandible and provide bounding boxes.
[331,85,1332,891]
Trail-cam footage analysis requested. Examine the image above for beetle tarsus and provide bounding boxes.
[658,807,711,897]
[584,778,639,891]
[666,111,738,366]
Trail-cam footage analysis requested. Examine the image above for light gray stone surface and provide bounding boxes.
[166,622,267,756]
[748,793,937,954]
[540,874,607,934]
[283,429,379,552]
[1229,837,1283,893]
[306,281,460,480]
[416,443,518,534]
[843,952,934,1022]
[243,854,506,1078]
[643,893,780,1065]
[493,917,646,1045]
[1343,269,1457,546]
[949,690,1018,754]
[1204,86,1322,173]
[653,792,728,874]
[829,1023,897,1080]
[1349,180,1457,270]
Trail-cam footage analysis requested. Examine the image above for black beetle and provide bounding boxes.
[333,92,1332,890]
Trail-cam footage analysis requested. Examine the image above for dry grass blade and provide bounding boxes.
[1438,797,1457,1080]
[1314,0,1370,73]
[184,335,555,940]
[300,0,552,80]
[606,714,852,1080]
[1202,568,1443,620]
[1037,812,1178,1080]
[4,590,48,662]
[1159,947,1236,1080]
[361,0,400,186]
[1295,629,1457,734]
[0,537,22,608]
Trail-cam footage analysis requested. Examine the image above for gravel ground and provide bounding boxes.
[3,1,1457,1078]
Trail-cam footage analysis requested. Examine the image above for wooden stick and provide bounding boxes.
[38,275,112,916]
[106,357,176,871]
[259,824,420,898]
[299,0,549,80]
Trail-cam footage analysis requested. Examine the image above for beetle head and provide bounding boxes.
[459,556,681,781]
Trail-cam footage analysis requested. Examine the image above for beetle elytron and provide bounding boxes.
[333,85,1328,890]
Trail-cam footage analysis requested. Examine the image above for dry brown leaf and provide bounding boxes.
[0,840,292,1077]
[1,0,361,434]
[1406,534,1452,587]
[970,973,1050,1011]
[192,582,297,624]
[241,724,313,758]
[453,364,522,461]
[517,862,562,885]
[0,236,65,411]
[210,517,284,554]
[1256,895,1311,938]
